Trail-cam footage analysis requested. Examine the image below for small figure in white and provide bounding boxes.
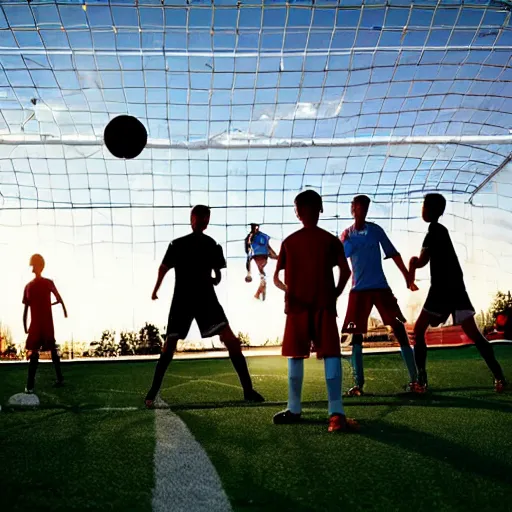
[244,223,277,301]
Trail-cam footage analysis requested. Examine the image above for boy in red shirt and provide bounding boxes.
[273,190,358,432]
[23,254,68,393]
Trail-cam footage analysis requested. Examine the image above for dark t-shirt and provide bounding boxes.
[277,226,345,314]
[22,277,56,339]
[422,222,464,289]
[162,232,226,298]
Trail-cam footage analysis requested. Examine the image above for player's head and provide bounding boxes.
[422,193,446,222]
[250,223,260,233]
[294,190,323,226]
[29,253,45,275]
[191,205,210,232]
[351,195,371,221]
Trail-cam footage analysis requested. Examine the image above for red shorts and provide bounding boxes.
[26,334,56,352]
[342,289,405,334]
[282,309,341,359]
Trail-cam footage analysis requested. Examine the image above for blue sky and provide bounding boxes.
[0,0,511,344]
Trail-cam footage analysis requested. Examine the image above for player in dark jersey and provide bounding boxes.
[23,254,67,393]
[145,205,265,407]
[409,193,507,392]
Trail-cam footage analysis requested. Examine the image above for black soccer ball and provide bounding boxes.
[104,115,148,159]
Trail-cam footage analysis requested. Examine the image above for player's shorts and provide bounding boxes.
[26,333,56,352]
[342,288,405,334]
[167,293,228,339]
[423,286,475,327]
[282,309,341,359]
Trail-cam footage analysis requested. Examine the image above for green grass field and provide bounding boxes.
[1,346,512,512]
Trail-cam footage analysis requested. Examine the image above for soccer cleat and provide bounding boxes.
[495,379,508,393]
[244,389,265,402]
[407,381,427,394]
[24,387,34,394]
[328,414,360,433]
[346,385,364,397]
[273,409,301,425]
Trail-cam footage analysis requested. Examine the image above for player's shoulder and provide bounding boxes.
[366,221,385,234]
[428,221,449,236]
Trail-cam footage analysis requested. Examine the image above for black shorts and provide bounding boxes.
[166,293,228,339]
[423,286,475,327]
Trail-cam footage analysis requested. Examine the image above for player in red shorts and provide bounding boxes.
[23,254,68,393]
[341,195,422,396]
[273,190,358,432]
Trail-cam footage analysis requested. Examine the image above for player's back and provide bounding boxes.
[171,232,225,292]
[281,226,341,312]
[24,277,54,324]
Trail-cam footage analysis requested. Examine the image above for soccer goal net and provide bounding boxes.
[0,0,511,346]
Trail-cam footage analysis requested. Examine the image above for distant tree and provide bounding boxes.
[0,321,13,352]
[263,337,281,347]
[119,331,137,356]
[1,343,18,359]
[90,330,118,357]
[489,291,512,318]
[368,316,383,330]
[237,332,251,347]
[136,323,162,355]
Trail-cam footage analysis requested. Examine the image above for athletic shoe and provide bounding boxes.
[24,387,34,394]
[244,389,265,402]
[495,379,508,393]
[273,409,301,424]
[407,381,427,394]
[144,398,155,409]
[346,385,364,397]
[328,414,360,433]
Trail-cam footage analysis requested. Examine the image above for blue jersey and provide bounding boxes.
[250,232,270,257]
[341,222,398,291]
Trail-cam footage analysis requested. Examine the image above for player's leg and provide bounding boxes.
[218,325,265,402]
[274,312,310,423]
[50,347,64,386]
[413,310,432,388]
[342,291,372,396]
[245,255,253,282]
[460,315,507,391]
[145,335,180,406]
[26,349,39,393]
[316,310,359,432]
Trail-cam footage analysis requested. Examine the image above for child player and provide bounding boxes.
[145,205,265,407]
[23,254,67,393]
[341,195,422,395]
[244,223,278,301]
[409,193,507,392]
[273,190,358,432]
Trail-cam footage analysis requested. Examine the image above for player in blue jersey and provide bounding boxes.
[341,195,423,396]
[244,223,277,300]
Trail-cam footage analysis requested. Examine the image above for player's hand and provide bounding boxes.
[152,291,158,301]
[409,282,419,292]
[340,229,349,243]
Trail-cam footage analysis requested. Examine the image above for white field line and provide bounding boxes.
[152,397,233,512]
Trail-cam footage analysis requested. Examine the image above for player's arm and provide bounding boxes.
[409,248,429,290]
[335,245,351,298]
[23,304,29,334]
[340,228,353,258]
[51,282,68,318]
[273,245,287,292]
[212,243,227,287]
[212,268,222,286]
[391,254,418,291]
[244,234,251,255]
[152,264,169,300]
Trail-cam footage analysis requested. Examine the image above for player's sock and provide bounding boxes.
[27,352,39,391]
[229,352,253,392]
[287,358,304,414]
[51,349,63,383]
[413,333,428,379]
[351,336,364,388]
[400,345,418,382]
[146,350,174,401]
[324,357,344,416]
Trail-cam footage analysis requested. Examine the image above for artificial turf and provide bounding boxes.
[1,345,512,511]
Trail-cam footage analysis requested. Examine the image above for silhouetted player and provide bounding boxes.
[273,190,358,432]
[409,193,507,393]
[23,254,67,393]
[145,205,265,407]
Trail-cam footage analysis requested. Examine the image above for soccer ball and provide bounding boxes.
[104,115,148,159]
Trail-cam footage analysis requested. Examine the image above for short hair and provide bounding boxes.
[250,223,259,229]
[353,195,371,209]
[30,253,45,269]
[294,190,323,213]
[191,204,211,218]
[424,193,446,217]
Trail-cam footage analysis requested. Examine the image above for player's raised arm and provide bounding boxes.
[273,245,287,292]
